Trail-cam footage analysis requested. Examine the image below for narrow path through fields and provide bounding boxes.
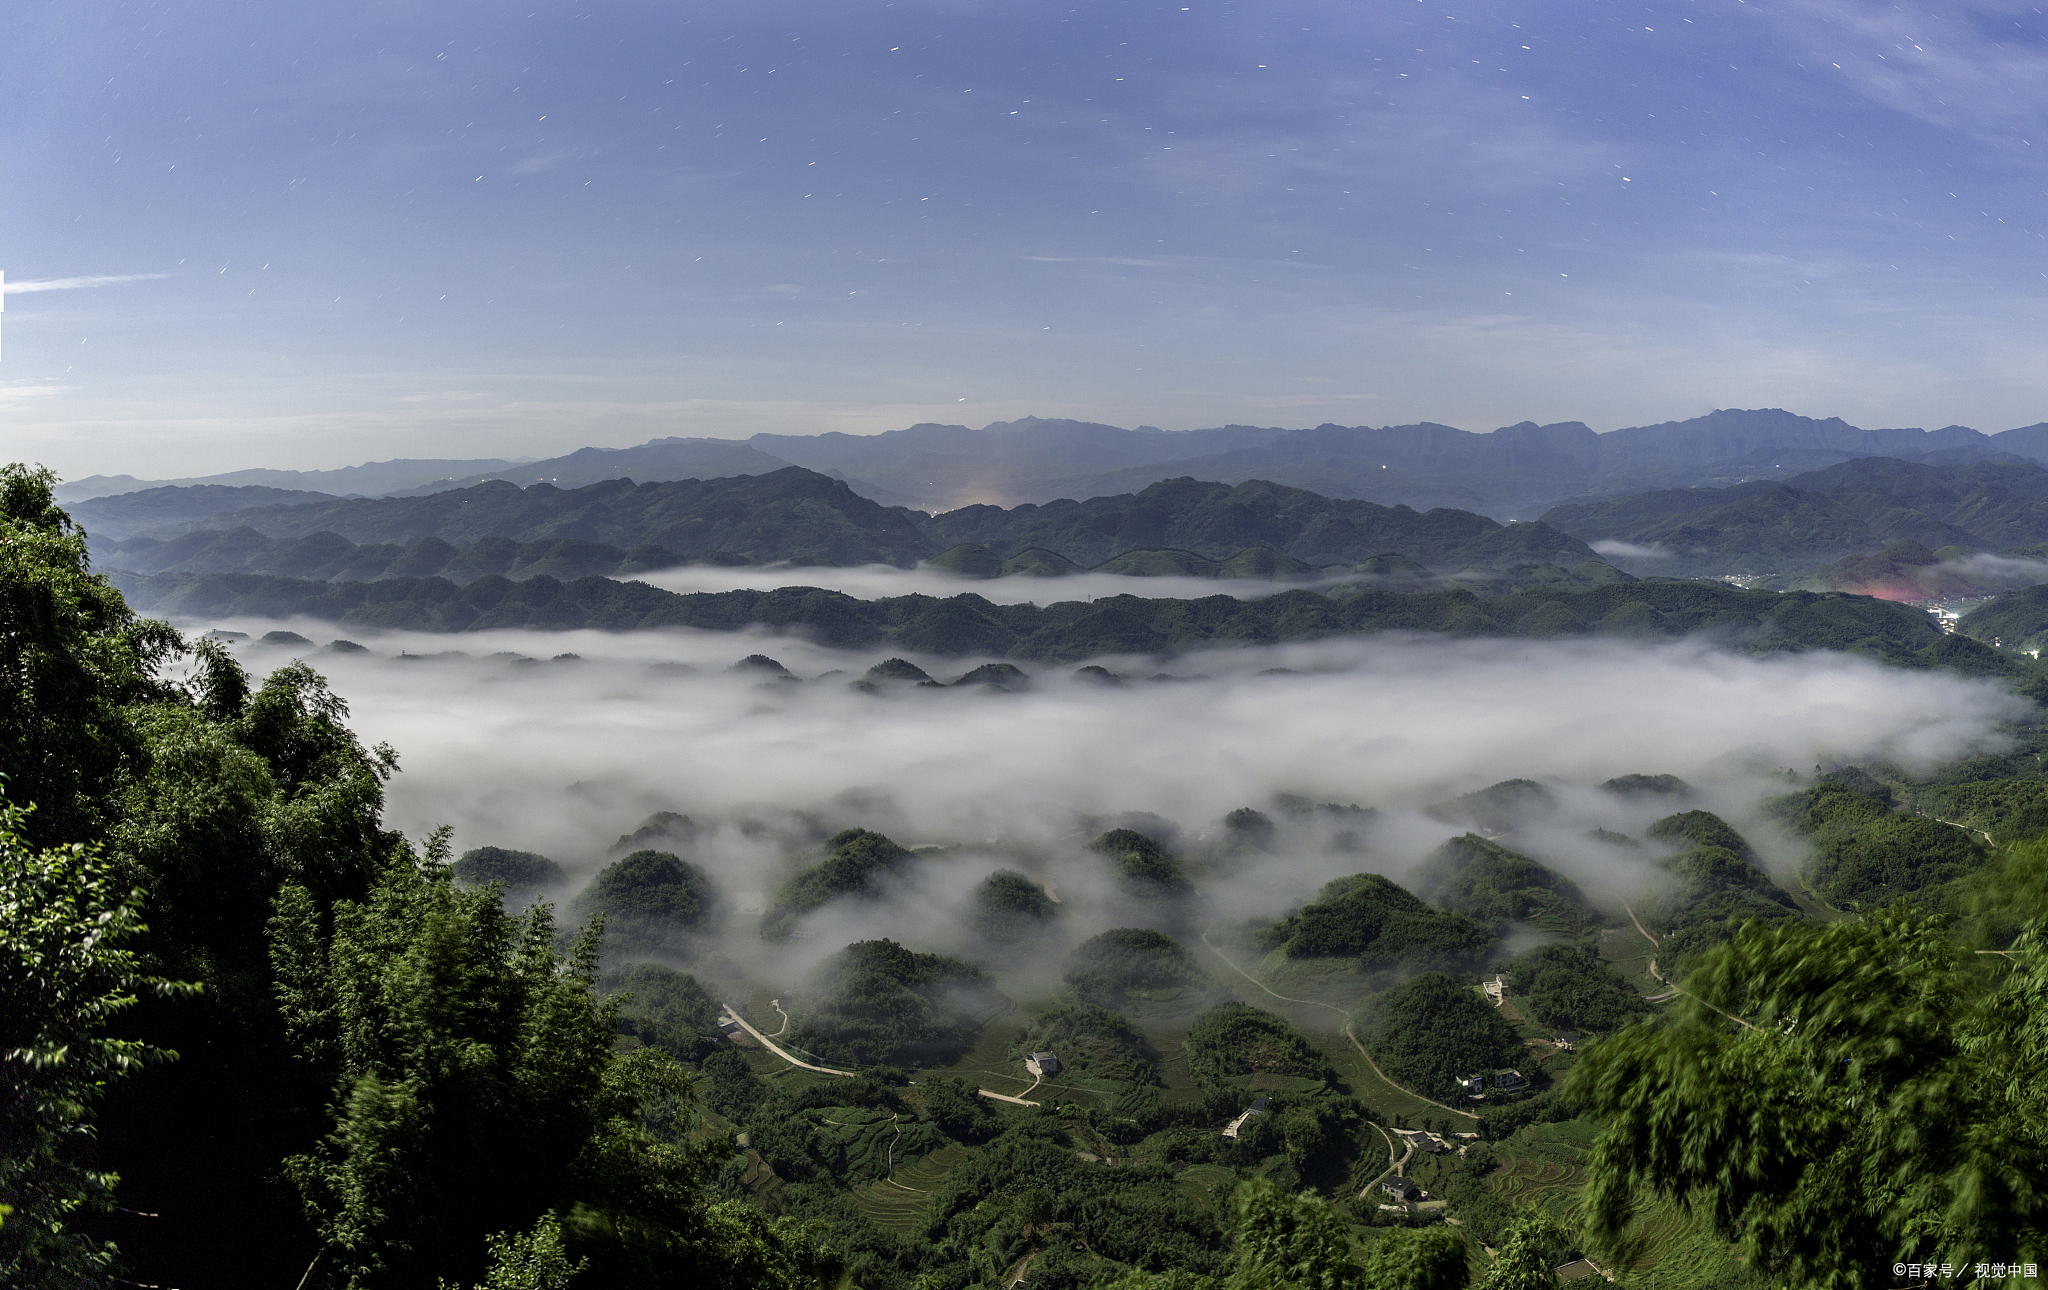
[721,1003,856,1076]
[1199,926,1480,1122]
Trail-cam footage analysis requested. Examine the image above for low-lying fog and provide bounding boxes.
[634,562,1367,604]
[192,616,2027,988]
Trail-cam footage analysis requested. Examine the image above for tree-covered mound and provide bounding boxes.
[571,848,717,954]
[1411,834,1596,930]
[1183,1003,1337,1084]
[1505,942,1650,1033]
[1360,972,1526,1099]
[1424,778,1557,833]
[1090,827,1193,900]
[1256,873,1495,970]
[1646,809,1760,862]
[762,828,914,938]
[969,868,1057,943]
[450,846,563,905]
[1017,1001,1163,1086]
[1062,928,1206,1007]
[107,566,2005,674]
[1600,773,1692,799]
[1637,843,1803,964]
[1765,778,1991,912]
[602,962,725,1062]
[785,938,1004,1068]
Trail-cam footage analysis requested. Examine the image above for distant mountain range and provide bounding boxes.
[57,407,2048,520]
[1540,456,2048,578]
[87,468,1593,578]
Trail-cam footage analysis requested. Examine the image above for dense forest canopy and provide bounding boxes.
[1256,873,1496,971]
[784,939,1003,1068]
[1359,973,1527,1100]
[571,849,720,955]
[1063,928,1208,1008]
[1411,835,1595,931]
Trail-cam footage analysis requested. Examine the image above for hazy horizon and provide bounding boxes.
[11,2,2048,481]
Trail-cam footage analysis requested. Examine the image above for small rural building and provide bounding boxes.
[1553,1032,1579,1051]
[1492,1069,1527,1092]
[1398,1129,1452,1155]
[1456,1073,1488,1098]
[1380,1177,1423,1203]
[1025,1051,1062,1077]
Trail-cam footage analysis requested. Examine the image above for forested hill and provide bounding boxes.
[919,476,1591,568]
[91,467,1594,574]
[1540,456,2048,575]
[115,467,936,566]
[110,568,1992,668]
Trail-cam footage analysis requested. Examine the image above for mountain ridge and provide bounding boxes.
[61,407,2048,520]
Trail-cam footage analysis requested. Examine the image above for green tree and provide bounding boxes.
[1474,1211,1570,1289]
[0,801,195,1287]
[274,831,832,1288]
[442,1213,585,1290]
[0,463,181,849]
[1570,906,2048,1286]
[1223,1178,1464,1290]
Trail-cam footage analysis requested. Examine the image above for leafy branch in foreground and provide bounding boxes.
[1570,905,2048,1287]
[0,799,198,1288]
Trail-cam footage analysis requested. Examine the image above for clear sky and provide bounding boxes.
[7,0,2048,480]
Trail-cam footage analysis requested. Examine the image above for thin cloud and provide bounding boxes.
[4,273,173,295]
[1025,256,1170,267]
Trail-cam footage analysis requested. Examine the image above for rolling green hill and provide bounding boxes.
[1542,456,2048,577]
[109,567,2003,676]
[1411,835,1596,931]
[1256,873,1496,970]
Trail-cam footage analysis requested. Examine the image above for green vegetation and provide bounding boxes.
[107,567,1998,673]
[1600,773,1691,799]
[1636,839,1802,965]
[602,963,725,1062]
[1091,828,1194,901]
[1360,972,1526,1101]
[1916,777,2048,842]
[1412,835,1595,930]
[1257,873,1496,970]
[1425,779,1556,833]
[31,458,2048,1288]
[571,849,718,955]
[1018,1002,1163,1086]
[1183,1003,1337,1084]
[785,939,1004,1067]
[452,845,564,904]
[0,803,194,1286]
[1646,809,1758,861]
[763,828,914,938]
[1571,906,2048,1285]
[1063,928,1207,1008]
[1504,942,1650,1032]
[1763,780,1991,911]
[968,869,1056,943]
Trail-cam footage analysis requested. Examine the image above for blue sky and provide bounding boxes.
[8,0,2048,479]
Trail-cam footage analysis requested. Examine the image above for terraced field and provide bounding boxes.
[851,1144,977,1233]
[1486,1154,1584,1213]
